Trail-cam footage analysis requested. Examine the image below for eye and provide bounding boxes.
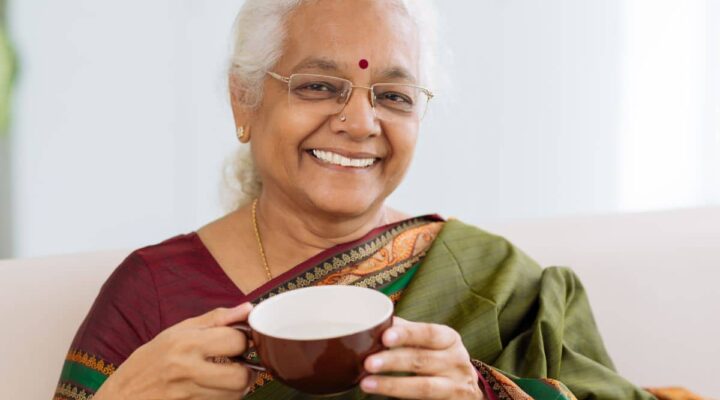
[297,82,339,93]
[379,91,414,105]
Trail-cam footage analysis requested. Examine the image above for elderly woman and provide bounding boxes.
[55,1,655,399]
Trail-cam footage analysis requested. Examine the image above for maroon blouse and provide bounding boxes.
[70,233,246,369]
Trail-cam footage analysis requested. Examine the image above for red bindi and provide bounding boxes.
[358,59,369,69]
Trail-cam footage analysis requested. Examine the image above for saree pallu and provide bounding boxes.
[55,216,653,400]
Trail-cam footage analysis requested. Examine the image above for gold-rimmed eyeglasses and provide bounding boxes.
[267,71,434,122]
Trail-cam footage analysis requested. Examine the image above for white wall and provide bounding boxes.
[393,0,626,221]
[8,0,241,256]
[618,0,708,210]
[6,0,719,257]
[703,0,720,203]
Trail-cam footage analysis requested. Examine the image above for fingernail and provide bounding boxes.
[385,329,399,345]
[361,377,378,391]
[368,357,383,371]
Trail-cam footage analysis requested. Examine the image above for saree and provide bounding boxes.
[55,216,654,400]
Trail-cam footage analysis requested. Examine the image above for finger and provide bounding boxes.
[194,360,254,392]
[180,303,254,329]
[195,326,249,358]
[383,320,459,350]
[365,348,451,376]
[392,316,410,325]
[360,375,453,399]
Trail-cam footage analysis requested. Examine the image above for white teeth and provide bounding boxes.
[311,150,377,168]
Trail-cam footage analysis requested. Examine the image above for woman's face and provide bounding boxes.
[238,0,422,218]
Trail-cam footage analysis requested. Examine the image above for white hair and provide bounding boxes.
[222,0,440,211]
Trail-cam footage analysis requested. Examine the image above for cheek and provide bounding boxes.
[257,110,321,160]
[381,131,418,191]
[278,112,326,153]
[387,129,419,169]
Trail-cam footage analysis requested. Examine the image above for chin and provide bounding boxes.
[305,190,383,219]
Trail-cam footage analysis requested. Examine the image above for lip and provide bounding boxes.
[305,150,382,172]
[305,148,383,160]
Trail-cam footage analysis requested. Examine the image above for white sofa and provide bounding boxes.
[1,207,718,399]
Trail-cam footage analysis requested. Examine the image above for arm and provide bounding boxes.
[493,267,656,400]
[54,252,161,397]
[54,252,254,399]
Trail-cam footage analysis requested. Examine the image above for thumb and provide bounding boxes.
[182,303,254,329]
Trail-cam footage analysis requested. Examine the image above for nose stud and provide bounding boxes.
[339,114,347,122]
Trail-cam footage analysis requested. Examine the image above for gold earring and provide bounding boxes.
[236,126,250,142]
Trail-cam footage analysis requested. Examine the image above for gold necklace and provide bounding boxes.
[252,199,273,281]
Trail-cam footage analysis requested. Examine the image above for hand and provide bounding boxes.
[360,317,485,400]
[94,303,255,400]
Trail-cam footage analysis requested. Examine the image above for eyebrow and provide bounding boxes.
[291,57,343,73]
[290,57,418,84]
[379,66,417,84]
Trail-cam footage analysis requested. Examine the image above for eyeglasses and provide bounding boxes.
[267,71,434,122]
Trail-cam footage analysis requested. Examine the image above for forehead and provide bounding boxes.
[279,0,420,81]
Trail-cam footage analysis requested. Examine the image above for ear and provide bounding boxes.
[229,74,254,132]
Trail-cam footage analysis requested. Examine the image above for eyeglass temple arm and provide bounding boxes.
[267,71,290,83]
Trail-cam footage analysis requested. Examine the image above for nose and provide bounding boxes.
[335,87,381,140]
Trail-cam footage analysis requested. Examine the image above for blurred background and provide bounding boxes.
[0,0,718,258]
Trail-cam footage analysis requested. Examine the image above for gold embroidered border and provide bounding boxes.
[246,371,274,394]
[472,359,578,400]
[354,256,419,289]
[473,359,528,400]
[54,382,93,400]
[253,217,433,303]
[389,290,404,303]
[541,379,577,400]
[65,349,116,376]
[317,221,443,287]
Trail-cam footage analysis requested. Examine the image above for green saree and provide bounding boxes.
[241,217,653,399]
[57,216,655,399]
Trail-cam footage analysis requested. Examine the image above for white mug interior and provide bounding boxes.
[248,285,393,340]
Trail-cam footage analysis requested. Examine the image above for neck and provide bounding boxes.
[253,188,394,275]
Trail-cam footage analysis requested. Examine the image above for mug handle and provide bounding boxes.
[229,322,267,372]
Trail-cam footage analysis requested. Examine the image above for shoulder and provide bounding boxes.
[132,232,208,269]
[72,236,204,354]
[431,219,544,299]
[435,219,542,273]
[100,233,210,302]
[434,219,524,259]
[101,232,199,285]
[88,233,212,327]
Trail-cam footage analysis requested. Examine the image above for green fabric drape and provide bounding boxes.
[389,220,654,399]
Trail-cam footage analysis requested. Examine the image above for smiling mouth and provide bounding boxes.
[308,149,381,169]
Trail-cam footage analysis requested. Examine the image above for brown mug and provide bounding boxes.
[232,285,393,395]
